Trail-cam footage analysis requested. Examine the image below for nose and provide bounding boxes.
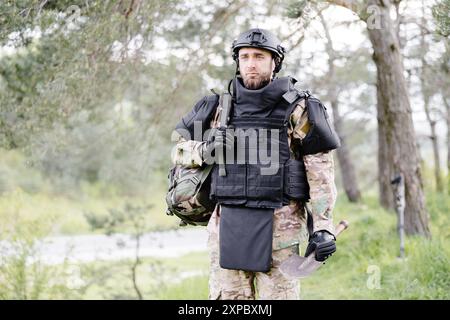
[246,57,257,69]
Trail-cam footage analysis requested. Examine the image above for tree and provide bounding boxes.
[318,11,362,202]
[432,0,450,38]
[419,2,443,192]
[0,0,190,191]
[285,1,377,202]
[85,203,154,300]
[432,0,450,193]
[321,0,431,236]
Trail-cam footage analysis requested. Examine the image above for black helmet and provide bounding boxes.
[232,28,286,73]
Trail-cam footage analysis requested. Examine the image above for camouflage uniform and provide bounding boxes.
[171,99,337,300]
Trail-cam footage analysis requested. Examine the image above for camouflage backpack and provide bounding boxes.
[165,164,216,226]
[165,93,231,226]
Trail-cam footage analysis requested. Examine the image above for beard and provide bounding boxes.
[242,70,272,90]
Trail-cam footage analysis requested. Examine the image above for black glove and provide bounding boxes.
[201,127,234,164]
[304,230,336,262]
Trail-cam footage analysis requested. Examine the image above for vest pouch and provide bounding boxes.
[211,164,247,201]
[219,205,273,272]
[247,164,283,203]
[284,158,310,201]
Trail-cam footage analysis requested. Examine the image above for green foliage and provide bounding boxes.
[299,194,450,300]
[0,186,85,299]
[0,0,236,192]
[426,192,450,238]
[0,0,180,170]
[432,0,450,37]
[156,276,209,300]
[0,240,83,299]
[1,187,448,299]
[80,252,208,299]
[82,194,450,300]
[85,202,153,235]
[85,202,158,299]
[0,0,448,300]
[285,0,309,19]
[0,148,178,237]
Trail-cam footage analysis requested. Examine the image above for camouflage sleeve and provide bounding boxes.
[303,152,337,236]
[170,131,205,168]
[171,103,221,168]
[289,101,337,236]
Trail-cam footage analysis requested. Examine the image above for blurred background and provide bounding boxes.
[0,0,448,299]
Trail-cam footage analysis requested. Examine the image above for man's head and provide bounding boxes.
[232,28,286,89]
[238,47,275,90]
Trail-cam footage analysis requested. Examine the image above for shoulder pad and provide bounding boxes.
[175,94,220,141]
[301,96,340,155]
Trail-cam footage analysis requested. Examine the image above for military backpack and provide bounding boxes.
[165,93,231,226]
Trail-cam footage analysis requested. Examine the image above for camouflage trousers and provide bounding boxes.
[207,202,308,300]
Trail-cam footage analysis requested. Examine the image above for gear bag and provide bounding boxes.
[165,164,216,226]
[165,92,232,226]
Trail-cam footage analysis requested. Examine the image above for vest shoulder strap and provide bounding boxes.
[218,92,233,128]
[282,88,309,123]
[211,92,234,129]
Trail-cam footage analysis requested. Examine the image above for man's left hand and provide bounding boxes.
[304,230,336,262]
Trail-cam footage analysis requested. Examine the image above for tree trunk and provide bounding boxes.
[377,0,402,210]
[420,7,443,192]
[332,100,362,202]
[377,80,394,209]
[431,124,442,191]
[326,0,431,237]
[319,12,362,202]
[367,0,430,237]
[444,96,450,193]
[422,93,443,192]
[441,39,450,194]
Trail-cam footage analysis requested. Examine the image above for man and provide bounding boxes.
[171,28,340,299]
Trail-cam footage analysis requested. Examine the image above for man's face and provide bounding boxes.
[238,47,275,90]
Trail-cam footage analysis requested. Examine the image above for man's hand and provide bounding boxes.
[201,128,234,164]
[304,230,336,262]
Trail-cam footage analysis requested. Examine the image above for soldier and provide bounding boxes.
[171,28,340,300]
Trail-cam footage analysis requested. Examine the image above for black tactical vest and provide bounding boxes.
[210,77,310,209]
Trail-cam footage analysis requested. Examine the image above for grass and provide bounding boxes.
[78,251,210,300]
[128,191,448,300]
[1,185,448,299]
[1,149,449,299]
[66,190,449,300]
[299,192,449,300]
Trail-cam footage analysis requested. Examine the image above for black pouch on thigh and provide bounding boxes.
[219,205,273,272]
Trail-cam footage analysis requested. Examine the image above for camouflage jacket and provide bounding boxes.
[171,98,337,239]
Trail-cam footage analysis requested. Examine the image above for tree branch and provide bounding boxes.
[324,0,368,20]
[325,0,358,11]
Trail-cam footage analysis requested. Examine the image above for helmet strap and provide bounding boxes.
[234,59,240,76]
[271,56,279,80]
